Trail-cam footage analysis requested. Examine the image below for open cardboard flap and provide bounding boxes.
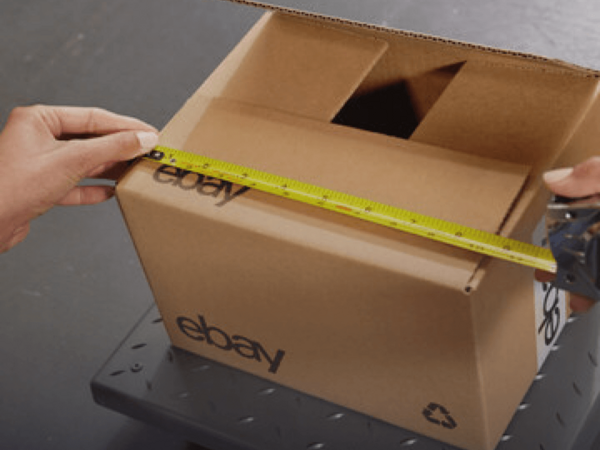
[157,95,531,281]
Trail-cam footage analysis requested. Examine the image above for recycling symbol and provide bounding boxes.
[422,403,457,429]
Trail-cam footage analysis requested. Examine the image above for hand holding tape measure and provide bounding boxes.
[144,146,600,308]
[543,163,600,312]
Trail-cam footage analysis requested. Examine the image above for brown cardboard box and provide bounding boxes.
[116,2,600,449]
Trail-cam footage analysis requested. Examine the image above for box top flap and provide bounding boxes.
[143,94,531,290]
[164,12,388,147]
[217,13,388,121]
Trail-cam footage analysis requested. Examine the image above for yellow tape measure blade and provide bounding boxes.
[143,146,557,273]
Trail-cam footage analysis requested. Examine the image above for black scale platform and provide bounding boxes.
[92,303,600,450]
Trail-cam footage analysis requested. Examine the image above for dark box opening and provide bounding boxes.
[332,62,464,140]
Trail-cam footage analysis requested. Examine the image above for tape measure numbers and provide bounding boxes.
[144,145,557,273]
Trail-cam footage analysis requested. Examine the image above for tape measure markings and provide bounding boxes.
[144,145,557,273]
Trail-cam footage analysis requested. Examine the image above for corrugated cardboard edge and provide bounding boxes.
[221,0,600,78]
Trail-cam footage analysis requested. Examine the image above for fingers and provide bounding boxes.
[535,269,596,313]
[570,295,595,313]
[543,157,600,198]
[544,157,600,314]
[0,105,158,253]
[53,106,158,136]
[86,161,131,180]
[14,105,157,138]
[58,185,116,206]
[0,223,30,253]
[51,129,158,180]
[534,269,555,283]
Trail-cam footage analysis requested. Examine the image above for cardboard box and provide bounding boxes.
[117,2,600,448]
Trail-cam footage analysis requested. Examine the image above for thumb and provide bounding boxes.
[55,130,159,179]
[543,157,600,198]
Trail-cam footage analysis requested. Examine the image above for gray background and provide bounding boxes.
[1,0,600,449]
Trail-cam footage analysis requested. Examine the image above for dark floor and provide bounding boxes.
[2,1,600,449]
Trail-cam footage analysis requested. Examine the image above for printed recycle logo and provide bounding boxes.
[422,403,458,429]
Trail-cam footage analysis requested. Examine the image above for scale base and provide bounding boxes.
[92,305,600,450]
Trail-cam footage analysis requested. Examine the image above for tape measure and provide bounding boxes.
[144,145,557,273]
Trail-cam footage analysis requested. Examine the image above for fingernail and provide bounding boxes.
[543,167,573,184]
[136,131,159,152]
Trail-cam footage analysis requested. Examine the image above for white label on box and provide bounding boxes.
[532,218,567,370]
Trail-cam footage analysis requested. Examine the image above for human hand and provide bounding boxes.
[537,158,600,313]
[0,105,158,253]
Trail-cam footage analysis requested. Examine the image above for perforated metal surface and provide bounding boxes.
[92,304,600,450]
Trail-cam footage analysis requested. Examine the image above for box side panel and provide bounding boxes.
[468,257,540,448]
[117,166,489,450]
